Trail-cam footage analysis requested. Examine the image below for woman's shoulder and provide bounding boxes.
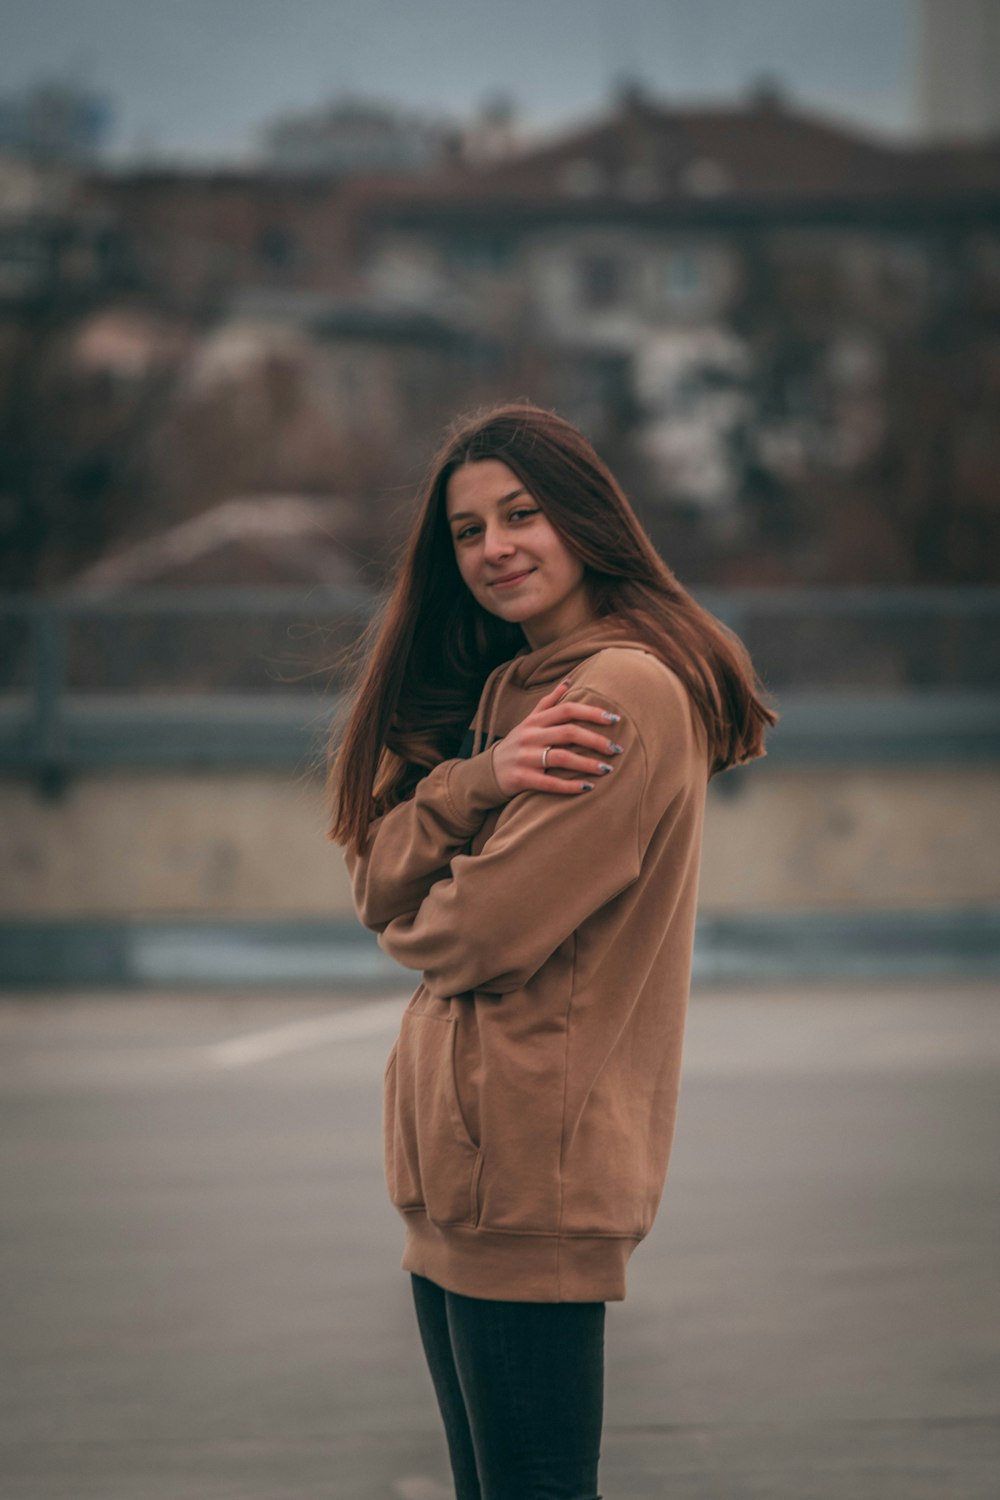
[572,645,689,708]
[571,646,701,762]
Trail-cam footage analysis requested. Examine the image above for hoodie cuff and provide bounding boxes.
[442,743,506,824]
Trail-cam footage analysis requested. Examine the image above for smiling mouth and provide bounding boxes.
[490,569,535,588]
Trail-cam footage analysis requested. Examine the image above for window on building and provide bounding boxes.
[558,158,606,197]
[447,234,513,272]
[257,226,300,272]
[619,163,659,200]
[663,248,704,310]
[578,253,623,309]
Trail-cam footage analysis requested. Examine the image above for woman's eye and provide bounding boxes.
[455,509,537,542]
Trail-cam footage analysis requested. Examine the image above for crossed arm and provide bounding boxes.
[373,686,658,998]
[344,744,506,932]
[345,666,698,1000]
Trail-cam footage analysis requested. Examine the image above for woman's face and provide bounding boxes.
[445,459,594,649]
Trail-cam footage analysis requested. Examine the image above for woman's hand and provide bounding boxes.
[490,678,625,798]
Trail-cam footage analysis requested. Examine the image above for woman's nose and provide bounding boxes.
[482,529,514,559]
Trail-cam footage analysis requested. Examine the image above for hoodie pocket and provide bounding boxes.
[383,1009,482,1227]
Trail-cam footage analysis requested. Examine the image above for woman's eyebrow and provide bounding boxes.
[448,487,527,523]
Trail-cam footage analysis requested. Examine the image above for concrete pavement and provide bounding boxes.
[1,980,998,1498]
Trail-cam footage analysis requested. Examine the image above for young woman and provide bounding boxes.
[327,401,777,1500]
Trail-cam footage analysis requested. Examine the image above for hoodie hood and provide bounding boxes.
[470,614,657,756]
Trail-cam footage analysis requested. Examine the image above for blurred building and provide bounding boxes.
[4,85,1000,590]
[0,79,112,166]
[258,96,460,175]
[0,147,130,309]
[917,0,1000,140]
[355,85,1000,546]
[73,167,373,312]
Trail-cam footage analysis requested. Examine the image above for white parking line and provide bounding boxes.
[203,996,407,1070]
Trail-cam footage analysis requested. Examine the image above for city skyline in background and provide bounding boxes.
[0,0,919,164]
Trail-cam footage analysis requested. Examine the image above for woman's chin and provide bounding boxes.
[490,601,546,628]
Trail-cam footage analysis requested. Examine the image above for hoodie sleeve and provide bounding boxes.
[344,745,507,931]
[376,672,699,998]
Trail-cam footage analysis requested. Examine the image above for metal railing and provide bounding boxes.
[1,586,998,786]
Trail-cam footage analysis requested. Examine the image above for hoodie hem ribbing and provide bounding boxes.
[399,1211,640,1302]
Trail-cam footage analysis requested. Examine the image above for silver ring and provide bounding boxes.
[541,745,550,770]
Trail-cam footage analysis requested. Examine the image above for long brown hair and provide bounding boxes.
[326,400,778,855]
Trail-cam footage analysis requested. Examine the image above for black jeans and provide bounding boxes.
[410,1271,605,1500]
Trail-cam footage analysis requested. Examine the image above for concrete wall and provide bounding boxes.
[2,764,997,918]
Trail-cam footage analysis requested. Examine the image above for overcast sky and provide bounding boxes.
[0,0,916,162]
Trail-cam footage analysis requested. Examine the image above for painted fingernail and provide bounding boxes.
[562,677,573,688]
[581,781,595,791]
[598,762,614,774]
[609,741,624,754]
[601,711,620,723]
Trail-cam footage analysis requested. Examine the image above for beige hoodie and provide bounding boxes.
[345,614,710,1302]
